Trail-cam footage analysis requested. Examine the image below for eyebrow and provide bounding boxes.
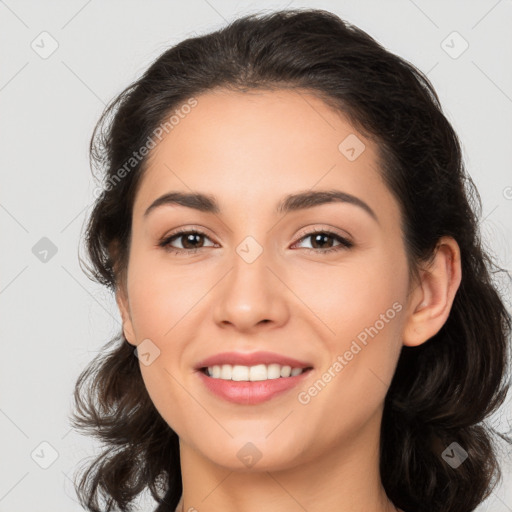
[143,189,378,223]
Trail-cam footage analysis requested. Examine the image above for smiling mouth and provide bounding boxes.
[200,364,314,382]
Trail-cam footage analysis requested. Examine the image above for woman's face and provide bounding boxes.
[117,88,417,471]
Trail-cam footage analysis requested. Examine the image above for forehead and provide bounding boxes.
[133,88,398,227]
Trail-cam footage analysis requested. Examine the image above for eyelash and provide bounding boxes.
[158,227,354,256]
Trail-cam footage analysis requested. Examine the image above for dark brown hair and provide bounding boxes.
[71,8,512,512]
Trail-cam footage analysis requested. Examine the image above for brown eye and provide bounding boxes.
[293,229,353,254]
[176,232,205,249]
[159,229,216,254]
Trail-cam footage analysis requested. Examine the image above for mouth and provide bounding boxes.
[196,363,314,405]
[194,351,314,404]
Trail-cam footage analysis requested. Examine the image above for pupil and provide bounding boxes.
[313,233,332,249]
[184,233,202,249]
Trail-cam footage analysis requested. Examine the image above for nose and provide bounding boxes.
[212,246,290,333]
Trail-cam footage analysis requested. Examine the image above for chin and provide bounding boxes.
[191,435,308,473]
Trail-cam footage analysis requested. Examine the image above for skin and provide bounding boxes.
[116,88,462,512]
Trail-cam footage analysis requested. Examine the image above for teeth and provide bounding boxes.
[206,363,307,381]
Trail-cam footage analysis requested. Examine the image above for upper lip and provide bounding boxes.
[195,351,313,370]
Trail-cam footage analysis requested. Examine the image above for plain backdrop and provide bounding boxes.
[1,1,511,511]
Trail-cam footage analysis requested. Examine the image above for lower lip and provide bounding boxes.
[197,369,313,405]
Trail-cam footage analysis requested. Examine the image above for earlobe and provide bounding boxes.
[402,237,462,347]
[115,286,137,346]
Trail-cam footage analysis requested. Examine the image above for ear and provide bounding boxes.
[402,236,462,347]
[115,284,137,346]
[109,239,137,346]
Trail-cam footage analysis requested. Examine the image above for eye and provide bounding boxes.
[292,228,353,254]
[158,228,216,255]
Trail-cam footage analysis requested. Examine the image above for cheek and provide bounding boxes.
[291,251,407,406]
[126,249,209,339]
[290,249,407,345]
[125,250,210,425]
[125,251,201,431]
[296,276,405,444]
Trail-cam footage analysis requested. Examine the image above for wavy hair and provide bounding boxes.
[71,8,512,512]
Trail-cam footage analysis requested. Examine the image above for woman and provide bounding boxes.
[72,8,511,512]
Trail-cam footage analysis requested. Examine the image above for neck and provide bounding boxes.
[175,408,397,512]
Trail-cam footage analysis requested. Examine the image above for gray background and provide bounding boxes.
[1,0,511,510]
